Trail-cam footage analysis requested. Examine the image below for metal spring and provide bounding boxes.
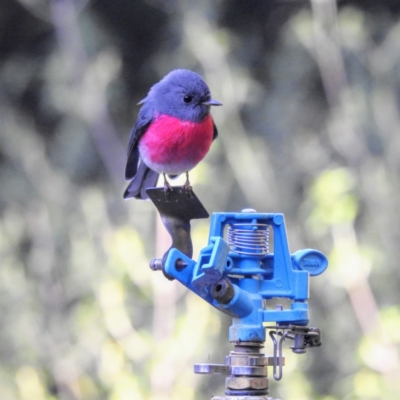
[227,223,270,256]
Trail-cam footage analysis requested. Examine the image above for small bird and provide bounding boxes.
[124,69,222,200]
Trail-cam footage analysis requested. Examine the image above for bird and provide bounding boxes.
[123,69,222,200]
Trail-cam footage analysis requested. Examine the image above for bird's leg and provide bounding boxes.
[183,171,192,190]
[181,171,193,198]
[163,173,173,197]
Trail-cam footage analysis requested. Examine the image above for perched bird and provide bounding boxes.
[123,69,222,200]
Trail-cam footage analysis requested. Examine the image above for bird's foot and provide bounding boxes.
[163,175,173,199]
[180,173,193,199]
[181,184,193,199]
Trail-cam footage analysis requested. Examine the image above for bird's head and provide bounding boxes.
[141,69,222,122]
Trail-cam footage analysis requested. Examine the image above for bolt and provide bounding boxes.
[149,258,163,271]
[211,278,235,304]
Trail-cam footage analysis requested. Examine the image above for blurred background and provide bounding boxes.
[1,0,400,399]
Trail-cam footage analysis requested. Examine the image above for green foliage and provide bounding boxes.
[308,167,358,232]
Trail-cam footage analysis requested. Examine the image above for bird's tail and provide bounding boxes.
[123,163,159,200]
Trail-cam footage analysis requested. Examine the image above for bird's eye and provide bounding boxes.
[183,95,193,103]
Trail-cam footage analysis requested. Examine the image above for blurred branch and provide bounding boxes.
[310,0,367,165]
[309,1,400,387]
[49,0,126,186]
[182,7,278,210]
[0,107,74,205]
[331,223,400,385]
[0,109,84,399]
[16,0,90,22]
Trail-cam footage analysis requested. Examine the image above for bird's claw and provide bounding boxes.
[180,183,193,199]
[163,187,173,199]
[162,173,174,199]
[179,172,193,198]
[163,181,173,199]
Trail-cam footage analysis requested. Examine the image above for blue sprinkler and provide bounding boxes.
[147,188,328,400]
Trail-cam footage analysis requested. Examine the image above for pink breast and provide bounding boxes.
[139,114,214,174]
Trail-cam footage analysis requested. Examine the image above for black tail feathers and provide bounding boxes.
[123,163,159,200]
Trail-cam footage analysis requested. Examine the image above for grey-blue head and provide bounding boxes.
[140,69,222,122]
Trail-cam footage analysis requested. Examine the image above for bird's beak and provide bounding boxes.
[202,98,222,106]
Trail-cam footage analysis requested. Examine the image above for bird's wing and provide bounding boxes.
[125,109,153,180]
[212,121,218,140]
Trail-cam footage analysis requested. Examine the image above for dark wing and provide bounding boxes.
[125,107,153,180]
[212,121,218,140]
